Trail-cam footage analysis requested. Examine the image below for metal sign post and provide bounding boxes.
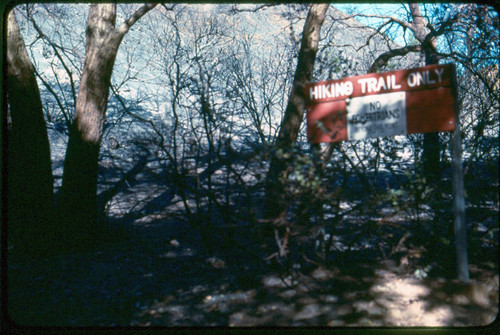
[450,65,469,282]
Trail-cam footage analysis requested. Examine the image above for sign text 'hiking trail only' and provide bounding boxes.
[306,63,457,143]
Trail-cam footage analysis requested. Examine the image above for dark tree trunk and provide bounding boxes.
[58,4,117,244]
[265,4,329,220]
[6,11,55,255]
[57,4,156,246]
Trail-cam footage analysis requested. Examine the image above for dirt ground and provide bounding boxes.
[7,210,498,328]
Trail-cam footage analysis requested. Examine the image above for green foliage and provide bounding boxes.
[283,150,323,197]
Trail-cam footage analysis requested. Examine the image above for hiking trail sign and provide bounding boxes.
[306,63,470,282]
[306,63,456,143]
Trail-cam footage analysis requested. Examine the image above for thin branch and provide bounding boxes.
[32,65,71,127]
[110,84,174,163]
[360,19,396,52]
[426,12,461,40]
[331,12,415,32]
[29,16,78,106]
[229,4,276,13]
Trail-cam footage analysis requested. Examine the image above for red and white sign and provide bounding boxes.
[306,63,457,143]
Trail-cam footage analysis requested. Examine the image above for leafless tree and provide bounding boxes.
[265,4,329,220]
[57,3,157,246]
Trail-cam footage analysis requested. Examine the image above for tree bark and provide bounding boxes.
[264,4,329,220]
[58,4,156,245]
[409,3,441,183]
[7,11,55,254]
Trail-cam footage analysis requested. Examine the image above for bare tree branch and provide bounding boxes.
[115,3,158,38]
[32,65,72,127]
[229,4,276,13]
[369,45,422,73]
[110,84,173,162]
[329,11,415,32]
[28,16,78,106]
[366,4,463,73]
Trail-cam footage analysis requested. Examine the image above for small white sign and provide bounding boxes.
[347,91,407,141]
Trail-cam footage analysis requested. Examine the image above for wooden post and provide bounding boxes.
[450,63,469,282]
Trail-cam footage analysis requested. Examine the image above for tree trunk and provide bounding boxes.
[264,4,329,220]
[409,3,441,183]
[57,4,156,246]
[6,11,55,255]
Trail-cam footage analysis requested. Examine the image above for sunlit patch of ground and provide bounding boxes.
[370,273,451,326]
[217,267,498,327]
[368,269,498,326]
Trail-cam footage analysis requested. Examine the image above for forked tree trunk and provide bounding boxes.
[7,11,55,254]
[265,4,329,220]
[58,4,156,245]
